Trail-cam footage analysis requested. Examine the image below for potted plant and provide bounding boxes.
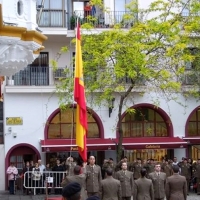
[70,15,76,29]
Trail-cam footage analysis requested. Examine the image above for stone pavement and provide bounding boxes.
[0,190,62,200]
[0,190,200,200]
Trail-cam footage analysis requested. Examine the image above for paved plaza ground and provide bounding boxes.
[0,190,199,200]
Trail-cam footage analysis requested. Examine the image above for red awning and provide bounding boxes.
[183,137,200,144]
[41,137,187,151]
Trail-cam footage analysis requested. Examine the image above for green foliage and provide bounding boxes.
[53,0,200,161]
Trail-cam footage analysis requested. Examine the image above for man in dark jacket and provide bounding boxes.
[52,159,64,194]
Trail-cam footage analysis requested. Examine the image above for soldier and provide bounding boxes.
[102,158,116,178]
[85,156,102,197]
[62,182,81,200]
[165,165,187,200]
[149,163,166,200]
[161,160,173,178]
[193,158,200,195]
[178,158,191,195]
[61,163,87,200]
[116,156,130,172]
[144,159,155,177]
[64,156,77,176]
[134,168,154,200]
[133,158,143,180]
[100,168,121,200]
[115,162,134,200]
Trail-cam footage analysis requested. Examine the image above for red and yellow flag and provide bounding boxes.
[74,22,88,162]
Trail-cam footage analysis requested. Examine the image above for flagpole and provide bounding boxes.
[74,19,88,162]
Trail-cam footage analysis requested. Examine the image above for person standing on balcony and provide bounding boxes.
[89,1,96,17]
[84,2,91,19]
[7,162,18,195]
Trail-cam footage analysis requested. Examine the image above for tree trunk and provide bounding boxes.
[116,84,134,162]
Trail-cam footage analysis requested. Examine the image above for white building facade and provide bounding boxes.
[0,0,200,191]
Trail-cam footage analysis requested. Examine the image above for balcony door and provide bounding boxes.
[37,0,65,27]
[13,52,49,86]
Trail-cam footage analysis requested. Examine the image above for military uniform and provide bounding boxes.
[193,162,200,195]
[102,162,116,178]
[165,173,187,200]
[162,164,173,178]
[115,170,134,200]
[149,172,166,200]
[61,173,87,200]
[134,177,154,200]
[100,176,121,200]
[85,164,102,197]
[179,162,191,194]
[133,163,143,180]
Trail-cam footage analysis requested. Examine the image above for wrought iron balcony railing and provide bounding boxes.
[37,9,134,29]
[69,10,134,30]
[11,66,50,86]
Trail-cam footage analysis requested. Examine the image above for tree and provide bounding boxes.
[53,0,200,162]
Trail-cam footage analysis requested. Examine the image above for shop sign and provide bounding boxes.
[70,146,78,151]
[6,117,23,125]
[145,144,160,149]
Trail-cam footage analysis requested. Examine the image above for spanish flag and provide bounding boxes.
[74,22,88,162]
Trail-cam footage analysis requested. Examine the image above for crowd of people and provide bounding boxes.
[6,155,200,200]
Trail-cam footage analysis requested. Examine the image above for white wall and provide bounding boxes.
[174,148,186,161]
[4,93,59,154]
[0,145,5,191]
[2,0,37,30]
[4,91,200,154]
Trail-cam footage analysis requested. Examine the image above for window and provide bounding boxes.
[13,52,49,86]
[17,0,23,16]
[10,155,23,170]
[47,108,100,139]
[185,48,200,70]
[122,107,168,137]
[187,108,200,136]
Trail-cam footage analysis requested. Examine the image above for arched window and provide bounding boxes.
[122,106,169,137]
[47,108,101,139]
[17,0,23,16]
[187,107,200,136]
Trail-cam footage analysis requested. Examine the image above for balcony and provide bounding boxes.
[11,66,50,86]
[181,70,200,85]
[37,9,134,30]
[9,66,69,86]
[37,9,66,27]
[71,10,134,29]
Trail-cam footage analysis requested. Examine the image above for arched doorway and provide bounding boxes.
[5,143,40,189]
